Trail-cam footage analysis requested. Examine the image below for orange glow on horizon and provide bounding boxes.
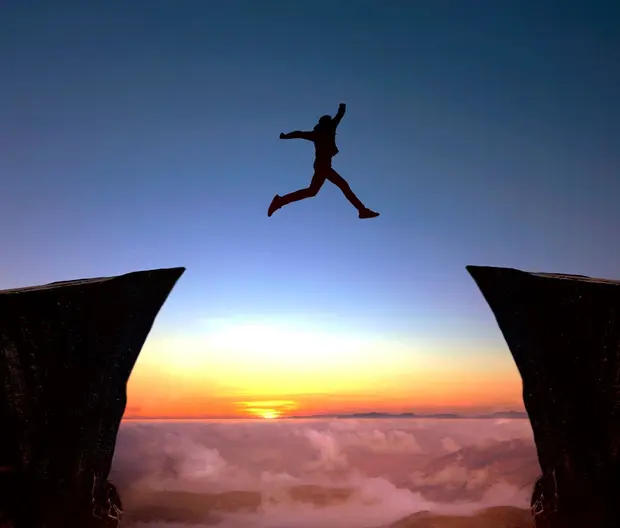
[236,400,296,419]
[125,320,524,419]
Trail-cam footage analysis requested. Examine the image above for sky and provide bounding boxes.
[1,1,619,419]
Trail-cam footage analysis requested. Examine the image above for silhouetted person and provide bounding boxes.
[268,103,380,219]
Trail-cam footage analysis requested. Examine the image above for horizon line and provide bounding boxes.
[122,410,528,421]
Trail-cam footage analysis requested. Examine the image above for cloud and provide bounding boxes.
[410,464,490,490]
[441,436,461,453]
[302,429,348,471]
[111,418,537,527]
[353,429,423,454]
[162,434,227,483]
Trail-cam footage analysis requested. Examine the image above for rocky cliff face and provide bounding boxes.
[467,266,620,528]
[0,267,184,528]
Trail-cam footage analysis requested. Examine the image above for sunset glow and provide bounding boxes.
[125,317,523,419]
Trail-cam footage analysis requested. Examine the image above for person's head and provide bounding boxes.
[314,115,332,132]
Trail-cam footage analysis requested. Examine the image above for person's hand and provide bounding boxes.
[279,133,287,139]
[339,103,346,109]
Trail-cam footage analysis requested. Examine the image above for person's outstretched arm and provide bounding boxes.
[332,103,346,128]
[280,131,315,141]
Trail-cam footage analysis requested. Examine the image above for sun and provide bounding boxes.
[239,400,295,420]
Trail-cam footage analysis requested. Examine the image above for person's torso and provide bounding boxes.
[313,129,339,160]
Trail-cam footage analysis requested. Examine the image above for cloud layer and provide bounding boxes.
[111,418,539,527]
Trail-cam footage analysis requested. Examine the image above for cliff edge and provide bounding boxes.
[0,267,185,528]
[467,265,620,528]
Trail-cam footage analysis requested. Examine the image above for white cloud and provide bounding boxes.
[112,418,537,527]
[302,429,349,471]
[441,436,461,453]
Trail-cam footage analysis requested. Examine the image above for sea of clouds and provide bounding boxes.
[110,418,540,528]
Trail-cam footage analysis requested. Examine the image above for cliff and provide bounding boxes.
[467,265,620,528]
[0,267,184,528]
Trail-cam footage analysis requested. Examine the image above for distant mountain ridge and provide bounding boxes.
[285,410,528,419]
[125,411,529,420]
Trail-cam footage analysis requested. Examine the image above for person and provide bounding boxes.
[268,103,380,219]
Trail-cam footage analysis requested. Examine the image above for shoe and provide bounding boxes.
[358,208,380,219]
[268,195,282,217]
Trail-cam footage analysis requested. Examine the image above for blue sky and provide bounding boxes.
[1,0,618,359]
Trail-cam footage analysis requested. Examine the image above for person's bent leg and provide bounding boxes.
[280,172,325,205]
[279,187,315,206]
[268,172,326,216]
[326,169,367,212]
[327,169,380,218]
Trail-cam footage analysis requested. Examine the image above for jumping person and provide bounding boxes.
[268,103,380,219]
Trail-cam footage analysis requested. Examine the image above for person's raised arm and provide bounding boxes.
[332,103,346,128]
[279,131,315,141]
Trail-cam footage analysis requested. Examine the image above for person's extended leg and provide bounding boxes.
[326,169,380,219]
[268,171,326,217]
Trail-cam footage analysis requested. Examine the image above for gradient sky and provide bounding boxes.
[2,1,619,418]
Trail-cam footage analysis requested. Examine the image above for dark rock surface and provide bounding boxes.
[467,265,620,528]
[0,267,184,528]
